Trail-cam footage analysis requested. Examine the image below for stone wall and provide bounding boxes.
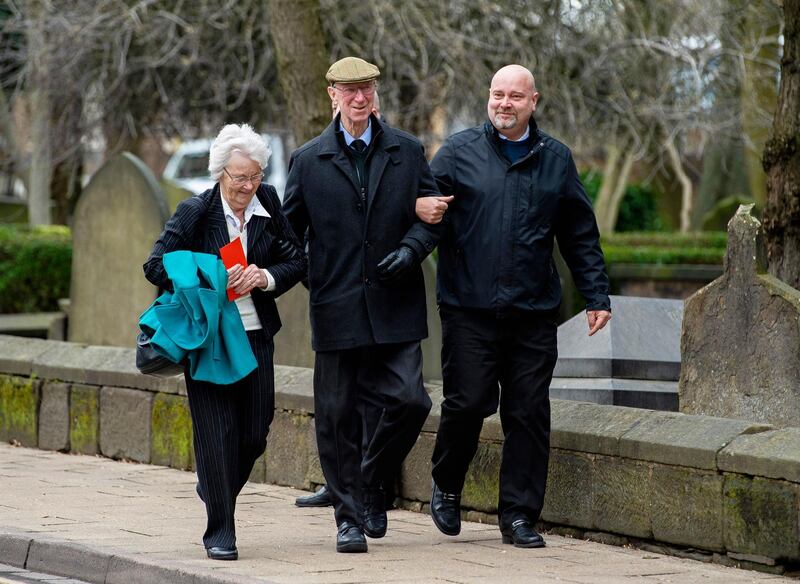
[1,334,798,571]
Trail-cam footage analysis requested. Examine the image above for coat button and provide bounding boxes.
[364,240,371,247]
[365,278,372,286]
[357,203,363,211]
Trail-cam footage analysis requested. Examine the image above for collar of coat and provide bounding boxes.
[317,113,400,159]
[203,182,272,256]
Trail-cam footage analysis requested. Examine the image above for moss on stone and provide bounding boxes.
[650,464,724,551]
[150,394,193,470]
[461,441,501,513]
[592,455,653,539]
[723,473,800,560]
[542,449,593,528]
[69,384,99,455]
[0,374,40,446]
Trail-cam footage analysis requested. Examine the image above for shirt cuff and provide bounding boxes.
[261,269,276,292]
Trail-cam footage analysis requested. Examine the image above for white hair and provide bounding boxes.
[208,123,271,180]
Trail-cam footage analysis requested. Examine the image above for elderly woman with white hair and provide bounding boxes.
[144,124,304,561]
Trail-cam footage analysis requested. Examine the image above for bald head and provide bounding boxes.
[487,64,539,140]
[491,64,536,94]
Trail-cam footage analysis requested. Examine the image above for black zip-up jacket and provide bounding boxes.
[429,119,610,314]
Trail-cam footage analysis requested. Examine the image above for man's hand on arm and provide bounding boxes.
[377,246,418,282]
[587,310,612,336]
[415,196,454,225]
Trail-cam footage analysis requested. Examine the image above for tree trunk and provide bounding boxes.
[664,136,693,233]
[762,0,800,287]
[266,0,331,145]
[741,4,781,207]
[605,150,635,234]
[594,144,621,234]
[26,1,52,225]
[595,141,635,235]
[50,152,82,225]
[0,86,29,196]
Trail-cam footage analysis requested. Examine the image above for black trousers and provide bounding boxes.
[185,329,274,549]
[431,306,557,529]
[314,341,432,526]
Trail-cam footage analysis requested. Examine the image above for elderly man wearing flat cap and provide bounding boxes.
[283,57,442,553]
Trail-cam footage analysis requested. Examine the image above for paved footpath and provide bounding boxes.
[0,444,793,584]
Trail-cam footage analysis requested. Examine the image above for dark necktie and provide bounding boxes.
[350,139,368,186]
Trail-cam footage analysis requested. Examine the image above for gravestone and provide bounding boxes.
[68,153,169,347]
[273,285,313,368]
[420,256,442,381]
[550,295,683,410]
[680,205,800,427]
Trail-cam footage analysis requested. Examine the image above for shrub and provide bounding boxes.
[600,231,727,265]
[581,171,663,232]
[0,225,72,313]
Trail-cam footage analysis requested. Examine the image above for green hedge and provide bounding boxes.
[0,225,72,313]
[601,232,727,265]
[0,224,726,315]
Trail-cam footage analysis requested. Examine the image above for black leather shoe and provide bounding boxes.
[336,521,368,553]
[430,480,461,536]
[206,546,238,560]
[501,519,545,548]
[362,488,387,539]
[295,485,333,507]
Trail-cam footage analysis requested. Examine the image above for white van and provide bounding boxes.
[162,132,289,200]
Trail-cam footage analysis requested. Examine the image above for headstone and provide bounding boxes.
[680,205,800,427]
[68,153,169,347]
[273,285,314,368]
[421,256,442,381]
[550,295,684,410]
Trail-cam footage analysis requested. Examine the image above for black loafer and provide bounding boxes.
[430,480,461,536]
[295,484,333,507]
[501,519,545,548]
[336,521,368,553]
[362,488,387,539]
[206,546,238,560]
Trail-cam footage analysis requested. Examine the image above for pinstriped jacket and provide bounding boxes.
[143,183,305,338]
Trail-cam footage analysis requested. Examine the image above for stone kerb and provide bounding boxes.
[680,204,800,427]
[68,152,169,348]
[1,336,800,566]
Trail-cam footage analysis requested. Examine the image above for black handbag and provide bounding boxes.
[135,331,184,377]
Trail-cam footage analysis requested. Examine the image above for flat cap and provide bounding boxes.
[326,57,380,84]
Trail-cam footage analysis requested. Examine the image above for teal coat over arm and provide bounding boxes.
[139,250,257,385]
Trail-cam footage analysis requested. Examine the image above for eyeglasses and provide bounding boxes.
[223,168,263,187]
[333,83,376,98]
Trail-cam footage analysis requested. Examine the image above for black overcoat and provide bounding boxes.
[283,115,442,352]
[143,184,305,337]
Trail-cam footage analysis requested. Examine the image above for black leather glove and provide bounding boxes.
[376,246,418,282]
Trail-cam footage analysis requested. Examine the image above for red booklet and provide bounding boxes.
[219,236,248,301]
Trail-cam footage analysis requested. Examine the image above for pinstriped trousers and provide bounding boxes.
[184,329,274,549]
